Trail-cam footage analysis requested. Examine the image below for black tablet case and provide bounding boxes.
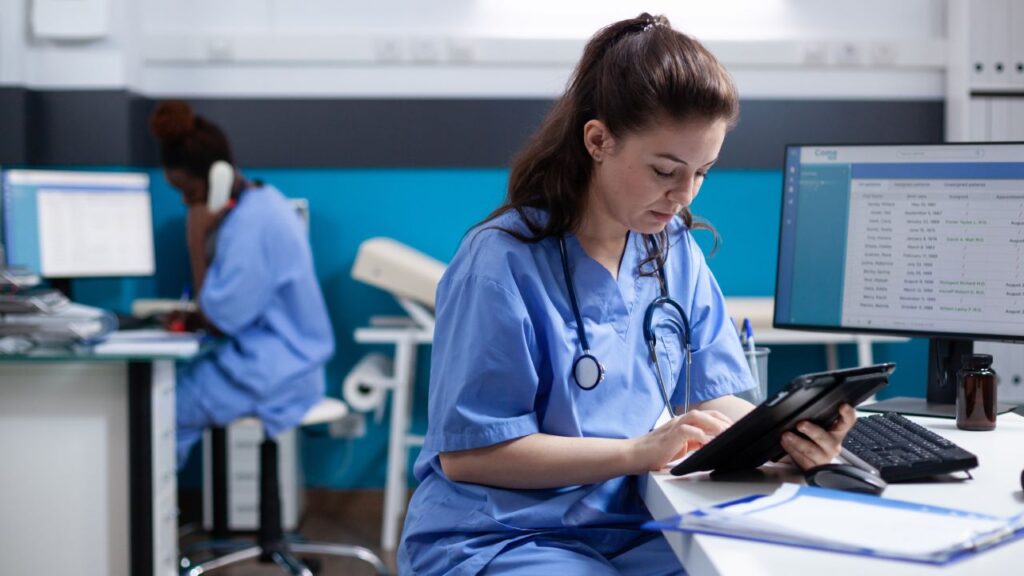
[671,363,896,476]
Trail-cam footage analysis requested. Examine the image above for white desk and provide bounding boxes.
[0,341,198,576]
[643,412,1024,575]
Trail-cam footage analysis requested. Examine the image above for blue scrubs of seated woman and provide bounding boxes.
[149,101,335,467]
[398,13,856,576]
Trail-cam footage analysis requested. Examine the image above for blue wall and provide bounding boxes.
[71,167,930,489]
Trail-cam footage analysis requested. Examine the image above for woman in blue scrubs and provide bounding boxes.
[399,13,858,575]
[149,101,335,467]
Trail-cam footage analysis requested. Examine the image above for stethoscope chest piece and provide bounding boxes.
[573,353,605,390]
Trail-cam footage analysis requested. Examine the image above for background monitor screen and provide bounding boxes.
[774,143,1024,343]
[2,169,155,277]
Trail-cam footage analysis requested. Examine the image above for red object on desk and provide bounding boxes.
[168,315,186,333]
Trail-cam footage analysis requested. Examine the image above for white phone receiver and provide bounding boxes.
[207,160,234,212]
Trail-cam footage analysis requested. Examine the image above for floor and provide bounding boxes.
[179,489,398,575]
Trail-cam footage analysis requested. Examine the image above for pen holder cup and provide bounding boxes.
[737,347,770,405]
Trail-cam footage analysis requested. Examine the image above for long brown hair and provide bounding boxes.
[481,13,738,270]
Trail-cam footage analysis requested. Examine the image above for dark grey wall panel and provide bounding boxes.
[1,91,944,169]
[173,98,551,168]
[723,100,945,169]
[25,90,134,165]
[0,88,29,165]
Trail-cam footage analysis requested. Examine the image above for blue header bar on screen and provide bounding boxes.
[851,162,1024,179]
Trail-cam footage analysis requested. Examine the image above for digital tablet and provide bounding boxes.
[671,363,896,476]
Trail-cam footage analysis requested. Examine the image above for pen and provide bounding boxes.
[743,318,761,394]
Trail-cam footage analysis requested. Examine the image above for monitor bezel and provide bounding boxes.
[773,140,1024,345]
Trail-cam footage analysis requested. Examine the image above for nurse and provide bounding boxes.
[399,13,857,575]
[148,101,335,467]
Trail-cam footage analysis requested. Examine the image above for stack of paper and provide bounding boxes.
[0,302,116,343]
[646,483,1024,565]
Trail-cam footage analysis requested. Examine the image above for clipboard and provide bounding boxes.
[672,363,895,476]
[644,484,1024,565]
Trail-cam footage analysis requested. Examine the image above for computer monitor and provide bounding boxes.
[1,169,155,278]
[774,143,1024,416]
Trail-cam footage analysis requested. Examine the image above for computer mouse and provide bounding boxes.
[804,463,888,495]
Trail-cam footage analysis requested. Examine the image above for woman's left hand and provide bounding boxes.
[780,403,856,470]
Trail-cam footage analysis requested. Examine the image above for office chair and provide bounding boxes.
[179,398,388,576]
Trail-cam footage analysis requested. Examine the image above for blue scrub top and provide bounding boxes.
[399,209,754,575]
[193,184,334,437]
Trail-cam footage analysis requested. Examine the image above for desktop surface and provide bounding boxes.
[643,411,1024,575]
[0,330,203,362]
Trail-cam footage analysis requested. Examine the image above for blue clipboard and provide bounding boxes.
[644,484,1024,566]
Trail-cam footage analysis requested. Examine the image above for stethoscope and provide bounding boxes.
[558,234,692,416]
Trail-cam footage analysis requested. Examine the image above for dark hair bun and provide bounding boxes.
[149,100,195,143]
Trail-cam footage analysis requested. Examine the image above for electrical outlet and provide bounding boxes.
[207,38,234,62]
[409,38,442,64]
[832,42,864,66]
[871,43,897,66]
[802,42,829,66]
[374,38,403,63]
[447,38,476,64]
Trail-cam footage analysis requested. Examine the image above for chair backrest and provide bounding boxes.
[289,198,309,233]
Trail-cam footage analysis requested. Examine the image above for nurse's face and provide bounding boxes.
[584,115,727,236]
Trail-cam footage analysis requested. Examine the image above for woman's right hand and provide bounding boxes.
[630,410,733,472]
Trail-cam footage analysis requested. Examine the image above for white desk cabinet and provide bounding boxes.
[0,349,193,576]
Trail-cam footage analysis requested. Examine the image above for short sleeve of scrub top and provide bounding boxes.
[422,272,541,453]
[201,208,284,335]
[668,228,756,406]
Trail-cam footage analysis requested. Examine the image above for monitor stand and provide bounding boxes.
[860,338,1018,418]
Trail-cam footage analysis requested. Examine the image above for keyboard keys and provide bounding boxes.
[843,412,978,482]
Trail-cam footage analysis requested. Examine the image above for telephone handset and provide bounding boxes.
[205,160,235,260]
[207,160,234,212]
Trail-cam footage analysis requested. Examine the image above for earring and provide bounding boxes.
[591,149,603,163]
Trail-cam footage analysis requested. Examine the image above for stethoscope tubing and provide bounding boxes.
[558,234,593,354]
[560,234,692,415]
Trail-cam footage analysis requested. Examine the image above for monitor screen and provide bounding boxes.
[2,169,155,277]
[774,143,1024,343]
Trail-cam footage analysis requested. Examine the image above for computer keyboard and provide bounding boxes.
[842,412,979,482]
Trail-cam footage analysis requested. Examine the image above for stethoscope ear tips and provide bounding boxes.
[573,353,605,390]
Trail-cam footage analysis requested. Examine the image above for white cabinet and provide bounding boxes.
[201,423,303,531]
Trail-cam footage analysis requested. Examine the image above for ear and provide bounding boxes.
[582,119,615,163]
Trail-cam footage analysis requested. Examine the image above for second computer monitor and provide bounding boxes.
[2,169,156,277]
[774,142,1024,410]
[776,142,1024,341]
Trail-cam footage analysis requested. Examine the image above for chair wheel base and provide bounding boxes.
[185,432,389,575]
